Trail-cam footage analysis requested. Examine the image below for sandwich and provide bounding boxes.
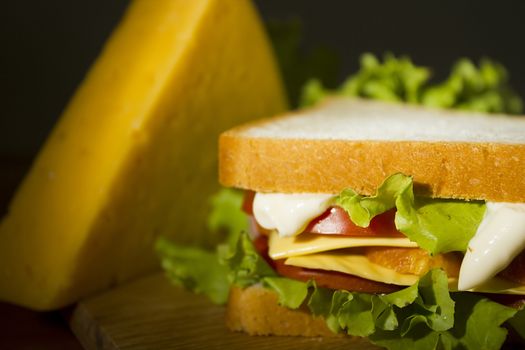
[213,98,525,349]
[156,54,525,350]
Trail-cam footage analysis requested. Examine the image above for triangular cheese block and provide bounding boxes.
[0,0,287,310]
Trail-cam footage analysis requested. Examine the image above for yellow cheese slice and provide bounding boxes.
[269,231,418,259]
[285,252,420,286]
[0,0,287,310]
[286,252,525,295]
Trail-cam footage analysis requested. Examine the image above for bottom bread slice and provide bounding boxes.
[226,284,339,337]
[226,284,525,349]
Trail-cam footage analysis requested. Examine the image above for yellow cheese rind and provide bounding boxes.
[269,232,418,259]
[0,0,287,310]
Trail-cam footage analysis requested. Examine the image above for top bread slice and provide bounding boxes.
[219,98,525,202]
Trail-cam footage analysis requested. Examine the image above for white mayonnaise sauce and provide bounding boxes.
[252,192,334,237]
[458,202,525,290]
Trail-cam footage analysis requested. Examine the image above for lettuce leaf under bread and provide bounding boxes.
[218,227,276,287]
[155,237,230,304]
[158,229,520,350]
[155,188,253,303]
[156,188,275,304]
[222,233,521,350]
[308,269,518,350]
[334,173,486,254]
[509,306,525,339]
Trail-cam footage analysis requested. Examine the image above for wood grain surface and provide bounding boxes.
[70,273,380,350]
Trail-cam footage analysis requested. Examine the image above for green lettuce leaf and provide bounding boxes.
[262,277,310,309]
[308,285,335,314]
[395,189,486,254]
[306,269,517,350]
[218,229,276,287]
[156,188,250,304]
[300,78,328,108]
[335,173,486,254]
[422,58,523,114]
[207,188,248,245]
[300,53,523,115]
[337,292,377,337]
[301,53,430,107]
[334,173,412,227]
[370,324,441,350]
[438,293,518,350]
[155,237,230,304]
[220,231,310,309]
[508,305,525,340]
[306,270,454,342]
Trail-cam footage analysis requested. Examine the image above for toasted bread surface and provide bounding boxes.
[226,284,338,337]
[219,98,525,202]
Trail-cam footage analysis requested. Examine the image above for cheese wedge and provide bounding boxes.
[0,0,287,310]
[269,232,418,259]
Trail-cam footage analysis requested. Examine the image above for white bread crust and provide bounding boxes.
[219,98,525,202]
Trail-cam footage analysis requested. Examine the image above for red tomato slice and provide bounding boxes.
[305,207,404,237]
[242,190,255,215]
[253,234,274,267]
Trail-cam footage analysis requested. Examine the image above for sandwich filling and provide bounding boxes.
[250,174,525,295]
[156,173,525,349]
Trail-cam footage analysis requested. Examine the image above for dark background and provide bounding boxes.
[2,0,525,158]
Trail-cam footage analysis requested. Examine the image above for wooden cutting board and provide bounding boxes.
[70,273,379,350]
